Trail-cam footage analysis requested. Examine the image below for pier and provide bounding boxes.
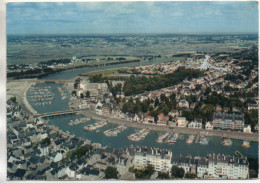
[195,134,200,143]
[165,132,174,142]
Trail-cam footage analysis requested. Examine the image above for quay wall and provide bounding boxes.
[79,110,259,142]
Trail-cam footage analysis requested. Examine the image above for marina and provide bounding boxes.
[68,117,91,126]
[156,132,170,143]
[127,129,150,142]
[26,83,258,158]
[186,135,196,144]
[83,121,107,131]
[28,86,55,106]
[103,125,127,136]
[199,136,208,145]
[165,133,179,144]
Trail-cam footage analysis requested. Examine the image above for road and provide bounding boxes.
[79,110,259,142]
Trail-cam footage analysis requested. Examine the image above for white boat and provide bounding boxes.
[222,138,232,146]
[241,141,250,149]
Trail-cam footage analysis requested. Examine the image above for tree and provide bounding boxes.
[171,166,185,178]
[80,93,84,98]
[71,90,77,96]
[86,91,90,98]
[185,173,197,179]
[144,164,155,177]
[204,87,211,95]
[157,172,170,179]
[155,97,160,107]
[105,166,118,179]
[10,97,17,103]
[41,137,51,145]
[74,82,79,89]
[69,145,93,159]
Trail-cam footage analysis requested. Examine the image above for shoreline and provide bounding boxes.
[78,110,259,142]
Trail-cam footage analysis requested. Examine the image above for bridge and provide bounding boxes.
[35,109,80,118]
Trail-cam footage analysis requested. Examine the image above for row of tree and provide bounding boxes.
[123,67,204,96]
[129,164,196,180]
[66,145,93,159]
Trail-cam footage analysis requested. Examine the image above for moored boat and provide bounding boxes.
[199,136,208,145]
[241,141,250,149]
[222,138,232,146]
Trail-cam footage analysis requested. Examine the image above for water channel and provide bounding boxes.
[27,57,258,158]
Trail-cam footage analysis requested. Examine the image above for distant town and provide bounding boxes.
[7,35,259,180]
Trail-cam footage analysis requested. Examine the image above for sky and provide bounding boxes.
[6,1,259,34]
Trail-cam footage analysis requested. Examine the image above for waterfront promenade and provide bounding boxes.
[79,110,259,142]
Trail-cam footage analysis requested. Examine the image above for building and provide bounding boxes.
[243,125,251,133]
[207,154,249,179]
[157,116,169,126]
[178,100,189,109]
[177,117,188,128]
[168,110,179,118]
[143,116,155,124]
[247,103,258,111]
[134,147,172,172]
[212,113,244,131]
[172,153,249,179]
[205,122,213,130]
[188,119,202,129]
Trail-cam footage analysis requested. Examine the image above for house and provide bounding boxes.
[39,145,49,157]
[157,116,169,126]
[66,163,79,178]
[177,117,187,127]
[117,157,134,175]
[254,123,259,133]
[178,100,189,108]
[205,122,213,130]
[95,101,103,115]
[126,113,135,121]
[102,103,111,116]
[168,121,177,127]
[133,113,142,122]
[247,103,258,111]
[54,151,64,162]
[232,107,241,113]
[243,125,251,133]
[76,166,100,180]
[188,119,202,129]
[168,110,179,118]
[216,105,222,112]
[143,116,155,124]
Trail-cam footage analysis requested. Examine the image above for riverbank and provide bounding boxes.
[78,110,259,142]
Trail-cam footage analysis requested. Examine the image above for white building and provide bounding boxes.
[212,112,244,131]
[168,110,179,118]
[243,125,251,133]
[205,122,213,130]
[188,119,202,129]
[207,154,249,179]
[134,147,172,172]
[178,100,189,108]
[177,117,187,127]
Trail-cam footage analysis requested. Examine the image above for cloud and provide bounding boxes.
[6,1,258,34]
